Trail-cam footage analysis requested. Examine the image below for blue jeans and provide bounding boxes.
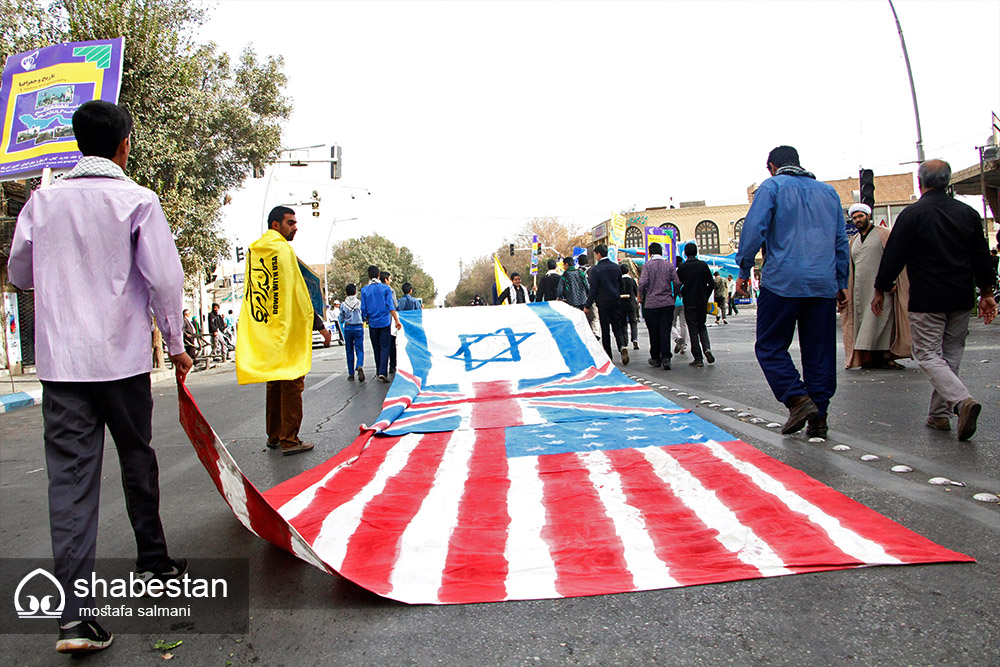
[343,324,364,374]
[369,325,392,376]
[755,287,837,416]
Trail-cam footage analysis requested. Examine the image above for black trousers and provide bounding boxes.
[41,373,170,621]
[596,299,627,359]
[643,305,675,363]
[684,304,712,361]
[621,301,639,343]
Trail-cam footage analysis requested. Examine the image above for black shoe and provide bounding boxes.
[56,620,113,654]
[378,374,390,383]
[632,341,639,350]
[136,558,189,587]
[357,368,365,382]
[704,350,715,364]
[806,415,828,439]
[647,358,661,367]
[782,395,819,435]
[662,360,671,370]
[266,439,280,449]
[347,374,355,381]
[689,359,704,368]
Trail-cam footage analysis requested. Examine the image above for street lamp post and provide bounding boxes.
[323,217,359,305]
[260,144,326,235]
[887,0,925,164]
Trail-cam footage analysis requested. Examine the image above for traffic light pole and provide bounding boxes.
[888,0,925,164]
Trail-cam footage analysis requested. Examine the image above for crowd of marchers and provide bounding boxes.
[489,146,998,444]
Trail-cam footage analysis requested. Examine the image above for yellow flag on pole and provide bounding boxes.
[493,254,513,305]
[235,230,314,384]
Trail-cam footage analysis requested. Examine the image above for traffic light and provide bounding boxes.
[509,243,515,256]
[859,169,875,209]
[235,246,244,262]
[331,145,342,180]
[311,200,320,217]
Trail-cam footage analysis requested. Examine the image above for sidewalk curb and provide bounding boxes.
[0,389,42,413]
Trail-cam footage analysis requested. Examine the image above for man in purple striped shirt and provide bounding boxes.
[637,242,682,370]
[8,101,192,654]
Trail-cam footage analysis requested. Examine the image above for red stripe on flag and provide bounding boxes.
[264,429,376,508]
[603,447,764,585]
[713,440,975,564]
[278,435,406,545]
[338,431,453,595]
[469,381,523,429]
[668,443,861,570]
[536,452,634,597]
[437,428,512,603]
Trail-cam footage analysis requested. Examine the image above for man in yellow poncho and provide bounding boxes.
[236,206,315,456]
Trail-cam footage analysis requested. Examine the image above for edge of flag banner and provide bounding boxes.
[179,302,974,606]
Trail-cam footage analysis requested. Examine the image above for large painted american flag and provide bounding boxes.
[179,301,972,604]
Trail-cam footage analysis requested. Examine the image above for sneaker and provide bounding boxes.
[632,340,639,350]
[348,374,355,381]
[357,368,365,382]
[620,347,630,365]
[781,395,819,435]
[689,359,704,368]
[705,350,715,364]
[955,398,981,441]
[281,442,315,456]
[378,375,390,383]
[925,416,951,431]
[56,620,113,654]
[647,358,661,367]
[662,360,671,370]
[136,558,189,587]
[674,341,683,354]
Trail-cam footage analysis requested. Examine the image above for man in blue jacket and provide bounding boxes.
[735,146,849,438]
[361,265,401,383]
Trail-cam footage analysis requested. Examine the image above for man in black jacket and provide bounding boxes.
[208,302,228,360]
[584,244,629,364]
[676,242,716,367]
[873,159,997,440]
[538,258,561,301]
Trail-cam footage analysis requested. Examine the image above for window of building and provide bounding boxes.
[624,225,644,249]
[734,218,744,248]
[695,220,720,255]
[662,223,680,244]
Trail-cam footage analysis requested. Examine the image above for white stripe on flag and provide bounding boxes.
[389,430,477,602]
[579,451,680,590]
[311,433,425,570]
[640,445,794,577]
[505,456,560,601]
[703,440,903,565]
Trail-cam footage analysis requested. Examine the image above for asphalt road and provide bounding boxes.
[1,310,998,666]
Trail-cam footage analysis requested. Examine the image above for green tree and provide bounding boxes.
[326,234,437,307]
[1,0,290,276]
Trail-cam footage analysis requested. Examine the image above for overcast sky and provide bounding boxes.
[199,0,1000,297]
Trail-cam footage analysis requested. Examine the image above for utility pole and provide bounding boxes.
[888,0,925,163]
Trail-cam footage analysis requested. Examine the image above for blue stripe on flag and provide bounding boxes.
[523,302,593,387]
[399,309,431,386]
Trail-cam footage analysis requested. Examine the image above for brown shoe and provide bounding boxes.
[782,395,819,435]
[925,416,951,431]
[266,439,280,449]
[955,398,981,441]
[620,347,630,365]
[281,442,315,456]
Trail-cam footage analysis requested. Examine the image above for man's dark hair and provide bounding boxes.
[546,258,557,270]
[268,205,294,226]
[510,271,521,279]
[620,263,629,276]
[212,302,220,309]
[72,100,132,159]
[380,271,390,283]
[577,253,589,266]
[685,242,698,257]
[713,271,720,276]
[648,242,662,256]
[767,145,800,169]
[917,159,951,190]
[594,244,608,257]
[345,283,357,296]
[563,256,574,267]
[367,265,380,279]
[402,282,413,294]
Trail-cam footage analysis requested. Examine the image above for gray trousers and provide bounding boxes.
[41,373,169,621]
[908,311,973,418]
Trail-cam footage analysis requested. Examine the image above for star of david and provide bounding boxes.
[446,328,535,371]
